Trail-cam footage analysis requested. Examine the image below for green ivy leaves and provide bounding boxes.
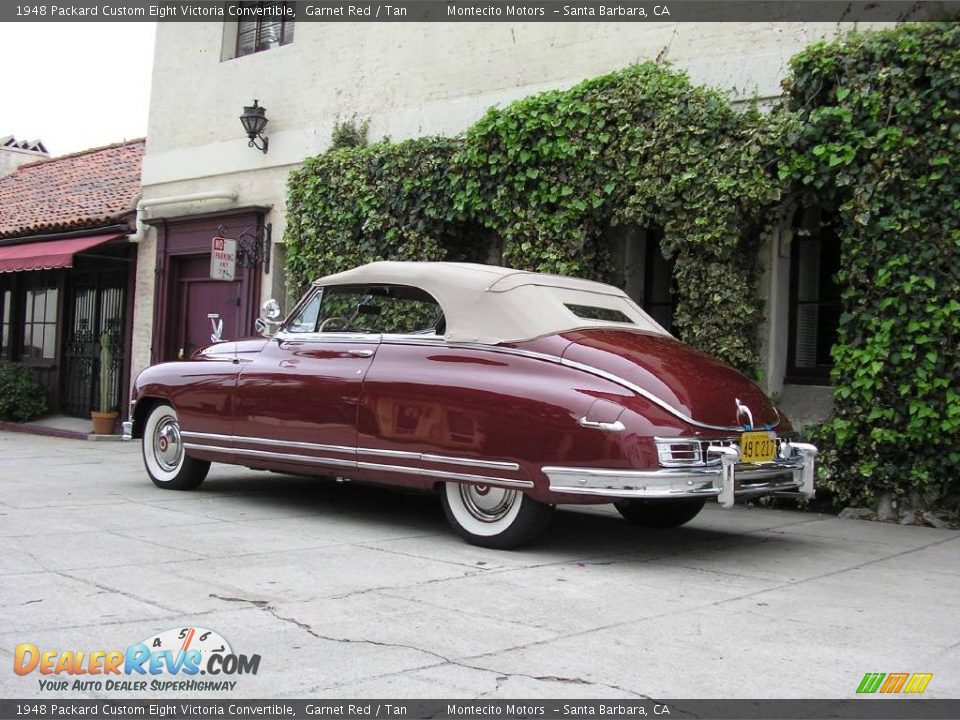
[287,63,779,373]
[782,23,960,507]
[285,138,465,296]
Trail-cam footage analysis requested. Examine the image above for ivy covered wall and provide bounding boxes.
[286,137,463,291]
[284,23,959,508]
[777,23,960,507]
[286,63,780,374]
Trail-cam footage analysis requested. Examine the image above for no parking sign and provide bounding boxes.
[210,236,237,281]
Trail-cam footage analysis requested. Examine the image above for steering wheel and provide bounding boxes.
[318,316,348,332]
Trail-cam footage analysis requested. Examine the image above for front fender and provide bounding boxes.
[129,358,239,439]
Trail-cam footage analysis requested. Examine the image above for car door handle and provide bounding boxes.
[579,417,625,432]
[345,348,374,357]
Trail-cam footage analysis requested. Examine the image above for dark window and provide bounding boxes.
[608,225,677,334]
[642,228,676,333]
[236,2,295,57]
[287,285,443,336]
[788,212,842,382]
[0,284,12,360]
[20,273,59,362]
[564,304,634,324]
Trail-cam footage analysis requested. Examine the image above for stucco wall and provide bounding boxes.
[0,147,48,177]
[143,21,888,188]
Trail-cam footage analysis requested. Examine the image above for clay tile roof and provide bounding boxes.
[0,138,144,239]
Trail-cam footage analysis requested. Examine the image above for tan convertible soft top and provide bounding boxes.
[314,261,669,344]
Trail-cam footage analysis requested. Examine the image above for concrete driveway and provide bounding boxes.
[1,430,957,699]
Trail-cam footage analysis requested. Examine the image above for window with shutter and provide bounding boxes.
[234,2,295,58]
[787,208,841,382]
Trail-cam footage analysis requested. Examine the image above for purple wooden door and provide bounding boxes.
[152,212,263,366]
[171,255,243,361]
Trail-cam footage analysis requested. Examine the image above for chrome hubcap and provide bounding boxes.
[153,416,183,472]
[458,483,517,523]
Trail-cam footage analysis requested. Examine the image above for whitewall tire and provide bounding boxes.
[142,403,210,490]
[440,482,554,549]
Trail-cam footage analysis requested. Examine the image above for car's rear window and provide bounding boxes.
[564,303,635,324]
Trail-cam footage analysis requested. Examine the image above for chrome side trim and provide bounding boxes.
[184,443,357,469]
[184,444,530,489]
[421,453,520,471]
[274,331,381,344]
[363,447,421,460]
[559,356,764,432]
[179,432,523,479]
[180,431,357,456]
[356,461,533,489]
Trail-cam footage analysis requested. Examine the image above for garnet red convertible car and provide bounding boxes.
[125,262,816,548]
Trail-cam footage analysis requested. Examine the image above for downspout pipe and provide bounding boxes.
[128,190,239,243]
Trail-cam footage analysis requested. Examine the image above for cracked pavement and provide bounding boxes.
[1,431,958,699]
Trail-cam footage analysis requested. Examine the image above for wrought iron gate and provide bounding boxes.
[61,271,126,417]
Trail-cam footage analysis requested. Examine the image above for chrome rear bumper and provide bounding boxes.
[544,442,817,508]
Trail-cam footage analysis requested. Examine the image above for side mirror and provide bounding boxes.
[257,298,283,337]
[262,298,282,320]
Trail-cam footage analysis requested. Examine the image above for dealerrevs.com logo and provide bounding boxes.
[14,626,260,692]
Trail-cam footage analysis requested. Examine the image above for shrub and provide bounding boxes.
[0,363,47,422]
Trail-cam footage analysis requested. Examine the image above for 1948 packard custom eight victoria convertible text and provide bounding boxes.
[125,262,816,548]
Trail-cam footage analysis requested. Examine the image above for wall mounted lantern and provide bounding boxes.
[240,100,269,154]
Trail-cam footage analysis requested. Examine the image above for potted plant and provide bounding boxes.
[91,330,118,435]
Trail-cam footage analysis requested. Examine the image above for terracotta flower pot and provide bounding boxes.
[91,410,119,435]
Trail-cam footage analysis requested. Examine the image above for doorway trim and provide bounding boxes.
[149,207,268,364]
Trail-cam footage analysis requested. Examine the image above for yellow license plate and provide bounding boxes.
[740,431,776,464]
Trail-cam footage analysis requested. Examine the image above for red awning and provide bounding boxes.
[0,233,125,273]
